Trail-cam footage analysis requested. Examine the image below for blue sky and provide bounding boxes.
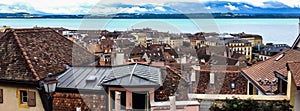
[0,0,299,14]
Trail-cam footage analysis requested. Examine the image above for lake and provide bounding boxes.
[0,18,298,45]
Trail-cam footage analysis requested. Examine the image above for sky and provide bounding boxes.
[0,0,299,14]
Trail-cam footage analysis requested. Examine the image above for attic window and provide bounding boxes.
[86,75,97,82]
[230,82,236,89]
[209,73,215,84]
[275,53,285,61]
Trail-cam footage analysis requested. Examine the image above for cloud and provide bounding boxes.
[165,2,210,13]
[0,0,300,14]
[243,5,252,9]
[205,6,211,10]
[88,5,172,14]
[217,0,300,8]
[224,3,239,10]
[126,6,148,13]
[154,6,166,12]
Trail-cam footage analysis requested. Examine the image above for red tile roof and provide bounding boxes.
[53,92,106,111]
[0,28,95,82]
[155,65,188,101]
[194,65,247,94]
[287,61,300,88]
[242,49,300,93]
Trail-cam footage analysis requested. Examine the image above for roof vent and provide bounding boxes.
[86,75,97,82]
[275,53,285,61]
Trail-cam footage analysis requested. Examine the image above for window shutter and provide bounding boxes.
[0,89,3,103]
[27,91,36,107]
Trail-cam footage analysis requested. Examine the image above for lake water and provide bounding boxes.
[0,18,298,45]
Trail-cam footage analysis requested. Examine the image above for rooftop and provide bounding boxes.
[287,61,300,88]
[101,63,162,86]
[0,28,95,82]
[242,49,300,94]
[57,63,163,90]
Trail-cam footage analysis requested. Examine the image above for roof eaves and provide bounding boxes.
[0,32,7,39]
[133,74,161,86]
[12,30,40,81]
[274,71,287,82]
[240,71,266,95]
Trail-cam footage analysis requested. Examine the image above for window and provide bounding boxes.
[210,73,215,84]
[230,82,236,89]
[19,90,36,107]
[20,90,28,104]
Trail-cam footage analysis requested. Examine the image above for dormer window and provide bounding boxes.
[275,53,285,61]
[86,75,97,82]
[230,82,236,89]
[210,73,215,84]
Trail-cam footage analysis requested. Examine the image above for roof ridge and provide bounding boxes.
[14,28,52,31]
[12,30,40,81]
[287,61,300,64]
[50,28,97,65]
[0,31,9,40]
[166,65,188,82]
[242,49,292,71]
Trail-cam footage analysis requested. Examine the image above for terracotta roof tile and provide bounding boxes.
[242,49,300,93]
[287,62,300,87]
[155,65,188,101]
[195,65,247,94]
[0,28,96,82]
[87,44,102,53]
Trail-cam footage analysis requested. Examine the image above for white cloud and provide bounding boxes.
[243,5,252,9]
[154,6,166,11]
[218,0,300,8]
[205,6,211,10]
[0,0,300,14]
[224,3,239,10]
[276,0,300,7]
[126,7,148,13]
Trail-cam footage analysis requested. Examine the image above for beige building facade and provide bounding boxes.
[226,39,252,59]
[0,83,44,111]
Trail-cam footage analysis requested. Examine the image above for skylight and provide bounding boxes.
[275,53,285,61]
[86,75,97,81]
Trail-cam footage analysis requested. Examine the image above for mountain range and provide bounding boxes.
[0,1,300,16]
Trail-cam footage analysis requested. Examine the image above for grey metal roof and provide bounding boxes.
[56,63,162,91]
[56,67,110,91]
[101,63,162,86]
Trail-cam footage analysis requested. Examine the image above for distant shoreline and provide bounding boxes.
[1,13,299,19]
[0,17,299,19]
